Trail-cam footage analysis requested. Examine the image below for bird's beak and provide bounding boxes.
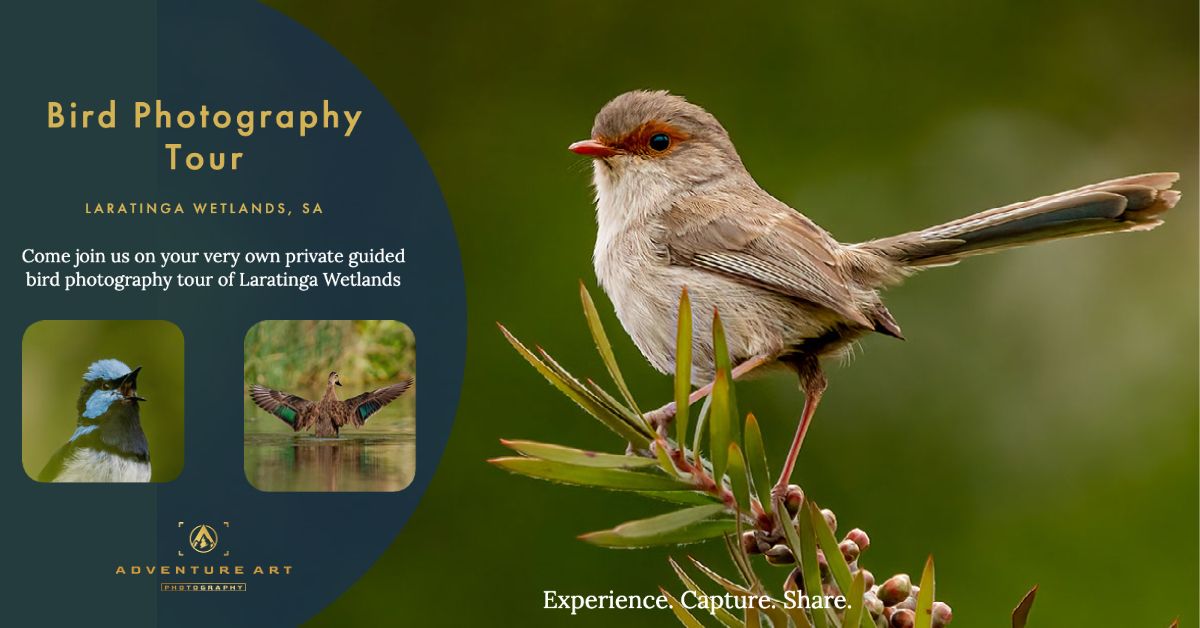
[335,380,343,387]
[120,366,146,402]
[568,139,617,158]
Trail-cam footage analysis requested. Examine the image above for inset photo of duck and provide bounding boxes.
[22,320,185,483]
[244,320,415,492]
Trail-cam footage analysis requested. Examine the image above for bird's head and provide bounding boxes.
[569,91,746,201]
[77,359,145,421]
[329,371,342,387]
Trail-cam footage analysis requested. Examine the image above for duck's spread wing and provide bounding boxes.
[660,193,871,328]
[339,378,413,427]
[249,385,313,430]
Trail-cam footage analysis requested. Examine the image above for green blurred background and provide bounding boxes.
[244,320,416,491]
[243,320,415,413]
[22,320,184,482]
[267,1,1198,624]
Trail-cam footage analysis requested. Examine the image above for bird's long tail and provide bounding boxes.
[850,173,1181,274]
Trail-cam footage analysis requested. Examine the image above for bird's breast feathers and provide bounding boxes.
[53,447,151,482]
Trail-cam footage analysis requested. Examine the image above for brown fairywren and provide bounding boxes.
[570,90,1180,497]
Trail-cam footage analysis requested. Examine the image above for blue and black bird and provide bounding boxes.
[38,359,151,482]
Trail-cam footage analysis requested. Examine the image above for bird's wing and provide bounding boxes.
[249,384,313,430]
[37,442,76,482]
[338,379,413,427]
[660,192,871,327]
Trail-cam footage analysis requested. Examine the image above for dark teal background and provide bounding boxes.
[1,1,464,625]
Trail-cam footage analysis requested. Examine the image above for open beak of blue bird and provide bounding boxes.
[119,366,147,402]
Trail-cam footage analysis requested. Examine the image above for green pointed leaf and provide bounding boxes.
[661,588,705,628]
[915,555,936,628]
[489,457,689,490]
[687,556,752,596]
[669,558,742,628]
[499,440,657,468]
[1012,585,1038,628]
[674,287,693,447]
[843,571,866,628]
[498,324,650,447]
[774,499,802,557]
[807,501,856,599]
[709,367,732,482]
[760,601,789,628]
[723,534,763,593]
[784,597,814,628]
[745,606,760,628]
[791,502,829,628]
[580,504,734,548]
[689,556,789,626]
[654,436,679,476]
[636,490,721,506]
[710,310,740,445]
[537,344,648,433]
[726,443,751,512]
[720,535,768,600]
[692,395,712,466]
[692,551,787,626]
[743,414,772,514]
[584,378,641,424]
[580,282,641,415]
[583,378,674,476]
[770,508,813,626]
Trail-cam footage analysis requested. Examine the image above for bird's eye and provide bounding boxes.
[648,133,671,152]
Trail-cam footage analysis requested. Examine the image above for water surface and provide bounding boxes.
[244,425,414,492]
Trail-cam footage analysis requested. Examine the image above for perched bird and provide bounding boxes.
[249,371,413,438]
[569,90,1181,497]
[38,359,151,482]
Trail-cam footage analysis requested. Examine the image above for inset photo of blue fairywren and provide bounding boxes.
[22,320,184,483]
[37,359,150,482]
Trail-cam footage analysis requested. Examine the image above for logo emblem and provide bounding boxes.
[188,524,219,553]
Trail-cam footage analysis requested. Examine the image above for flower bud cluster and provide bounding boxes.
[741,486,952,627]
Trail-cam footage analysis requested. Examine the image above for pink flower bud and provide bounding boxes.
[931,601,953,627]
[860,568,875,589]
[820,508,837,533]
[863,590,884,616]
[839,539,860,562]
[765,544,795,565]
[878,574,911,606]
[783,567,803,592]
[741,531,761,555]
[845,528,870,552]
[890,608,915,628]
[783,485,804,515]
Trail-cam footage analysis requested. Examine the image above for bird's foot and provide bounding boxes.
[643,401,677,432]
[625,441,653,458]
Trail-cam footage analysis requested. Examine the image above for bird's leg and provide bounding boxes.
[771,357,827,501]
[642,353,774,431]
